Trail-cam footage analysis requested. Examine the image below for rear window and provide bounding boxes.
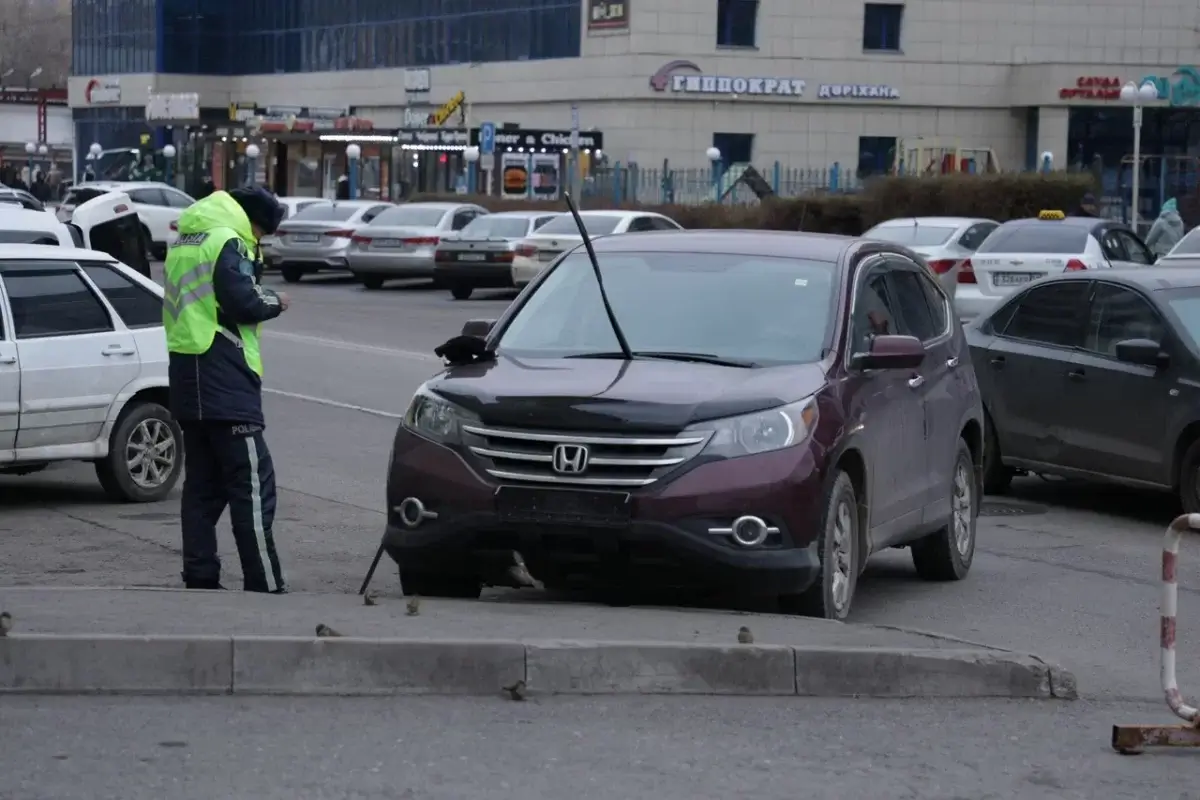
[460,216,531,239]
[290,203,355,222]
[976,223,1090,255]
[1166,228,1200,257]
[536,214,623,235]
[64,187,109,206]
[0,230,60,245]
[864,224,957,247]
[371,206,447,227]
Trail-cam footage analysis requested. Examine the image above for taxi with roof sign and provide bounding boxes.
[954,208,1155,321]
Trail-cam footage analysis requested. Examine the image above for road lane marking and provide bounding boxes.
[262,330,440,362]
[263,388,405,419]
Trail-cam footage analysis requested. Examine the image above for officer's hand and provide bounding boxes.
[276,291,291,311]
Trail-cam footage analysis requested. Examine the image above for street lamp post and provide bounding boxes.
[1119,79,1159,232]
[463,146,480,194]
[244,143,260,186]
[162,144,177,187]
[87,142,102,182]
[345,143,361,200]
[706,146,722,203]
[37,144,48,177]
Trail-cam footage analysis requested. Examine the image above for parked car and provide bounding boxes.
[0,193,151,277]
[58,181,193,260]
[861,217,997,300]
[956,210,1154,322]
[260,198,331,270]
[1154,226,1200,267]
[384,230,984,619]
[434,211,560,300]
[0,244,181,501]
[271,200,393,283]
[0,188,47,212]
[969,267,1200,511]
[510,210,683,287]
[347,202,489,289]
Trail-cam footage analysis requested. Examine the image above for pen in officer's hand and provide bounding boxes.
[276,291,291,311]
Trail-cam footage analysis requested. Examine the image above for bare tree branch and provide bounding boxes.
[0,0,70,88]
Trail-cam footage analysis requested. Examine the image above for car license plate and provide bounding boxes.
[373,238,401,247]
[495,486,631,527]
[539,251,559,262]
[290,234,319,243]
[993,272,1041,287]
[458,253,486,261]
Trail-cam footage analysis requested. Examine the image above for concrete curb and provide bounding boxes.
[0,635,1078,699]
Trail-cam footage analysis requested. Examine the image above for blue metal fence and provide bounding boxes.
[584,161,862,206]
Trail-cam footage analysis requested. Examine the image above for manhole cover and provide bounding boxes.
[980,501,1047,517]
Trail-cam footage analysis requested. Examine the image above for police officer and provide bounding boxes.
[163,186,290,593]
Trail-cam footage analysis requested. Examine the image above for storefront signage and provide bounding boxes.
[395,128,471,147]
[0,88,66,106]
[429,91,466,127]
[817,84,899,100]
[588,0,628,30]
[403,68,431,93]
[83,77,121,105]
[1059,76,1120,100]
[236,104,372,133]
[649,61,805,97]
[1141,67,1200,106]
[470,128,604,151]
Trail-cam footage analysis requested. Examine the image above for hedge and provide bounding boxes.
[409,173,1097,236]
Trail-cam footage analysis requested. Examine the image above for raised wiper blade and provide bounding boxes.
[564,351,757,368]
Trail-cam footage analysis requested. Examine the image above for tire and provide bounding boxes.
[450,284,473,300]
[94,402,184,503]
[360,275,385,290]
[780,470,859,619]
[280,265,304,283]
[399,568,482,599]
[1177,438,1200,514]
[911,438,977,581]
[982,411,1012,495]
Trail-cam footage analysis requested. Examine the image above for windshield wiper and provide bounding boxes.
[565,351,758,368]
[563,193,634,360]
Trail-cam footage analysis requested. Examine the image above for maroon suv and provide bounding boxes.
[384,230,984,618]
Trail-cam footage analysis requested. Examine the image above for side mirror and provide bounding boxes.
[1114,338,1168,368]
[461,318,495,338]
[850,334,926,370]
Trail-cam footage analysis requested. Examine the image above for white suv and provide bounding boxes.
[0,244,180,502]
[58,182,193,260]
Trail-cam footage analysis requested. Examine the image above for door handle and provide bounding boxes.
[907,375,925,389]
[1067,369,1086,381]
[0,355,14,365]
[102,345,135,356]
[989,356,1005,368]
[946,357,960,368]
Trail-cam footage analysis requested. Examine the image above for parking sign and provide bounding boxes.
[480,122,496,156]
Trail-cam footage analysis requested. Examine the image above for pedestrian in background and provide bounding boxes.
[162,186,290,593]
[1074,192,1100,218]
[1146,197,1186,257]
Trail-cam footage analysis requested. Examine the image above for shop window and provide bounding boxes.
[712,133,754,167]
[716,0,758,47]
[857,136,896,177]
[863,3,903,52]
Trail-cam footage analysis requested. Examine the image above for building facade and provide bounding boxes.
[68,0,1200,190]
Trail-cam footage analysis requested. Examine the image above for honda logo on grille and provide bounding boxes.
[551,444,590,474]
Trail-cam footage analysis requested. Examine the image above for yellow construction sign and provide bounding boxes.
[428,91,465,127]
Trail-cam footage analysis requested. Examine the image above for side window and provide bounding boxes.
[1116,230,1153,265]
[917,271,950,335]
[362,204,390,223]
[451,210,476,230]
[957,223,997,251]
[81,262,163,329]
[163,190,193,209]
[533,215,556,231]
[1084,283,1164,356]
[128,188,167,206]
[625,217,657,232]
[1,265,113,339]
[650,216,682,230]
[1099,229,1129,262]
[887,268,940,341]
[996,282,1090,347]
[851,266,901,351]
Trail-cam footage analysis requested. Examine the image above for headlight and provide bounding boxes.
[688,397,818,458]
[402,384,477,444]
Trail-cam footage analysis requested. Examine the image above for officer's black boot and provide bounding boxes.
[183,575,226,590]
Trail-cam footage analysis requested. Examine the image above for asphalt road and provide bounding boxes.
[3,695,1198,800]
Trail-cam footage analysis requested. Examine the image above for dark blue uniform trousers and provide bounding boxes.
[180,421,285,593]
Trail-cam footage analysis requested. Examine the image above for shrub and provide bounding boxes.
[408,172,1096,236]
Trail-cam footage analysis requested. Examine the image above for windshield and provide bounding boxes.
[65,187,109,206]
[1166,228,1200,257]
[864,224,956,246]
[460,216,530,238]
[976,223,1089,254]
[1165,290,1200,350]
[535,214,623,236]
[0,230,59,245]
[291,203,353,221]
[497,251,835,365]
[372,206,446,227]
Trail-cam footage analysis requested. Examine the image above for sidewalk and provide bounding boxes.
[0,586,1077,699]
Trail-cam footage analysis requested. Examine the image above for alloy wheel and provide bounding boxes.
[126,418,177,489]
[952,461,973,555]
[830,498,855,612]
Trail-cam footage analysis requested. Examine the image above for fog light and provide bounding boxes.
[707,515,779,547]
[396,497,438,529]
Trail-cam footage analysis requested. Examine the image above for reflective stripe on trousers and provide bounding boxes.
[163,261,215,320]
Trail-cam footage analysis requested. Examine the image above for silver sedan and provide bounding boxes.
[272,200,394,283]
[347,202,489,290]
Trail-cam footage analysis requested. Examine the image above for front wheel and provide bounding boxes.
[95,402,184,502]
[780,470,858,619]
[360,275,385,290]
[450,284,473,300]
[912,438,977,581]
[280,265,304,283]
[399,568,482,599]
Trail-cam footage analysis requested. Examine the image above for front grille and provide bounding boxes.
[462,425,709,487]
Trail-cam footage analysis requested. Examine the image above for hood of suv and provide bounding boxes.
[431,355,825,432]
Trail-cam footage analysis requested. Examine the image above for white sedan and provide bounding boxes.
[511,210,683,287]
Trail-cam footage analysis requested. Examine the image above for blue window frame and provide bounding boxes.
[862,3,903,52]
[712,132,754,167]
[71,0,157,75]
[857,135,896,177]
[716,0,758,48]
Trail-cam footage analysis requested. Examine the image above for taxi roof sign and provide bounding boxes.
[1038,209,1066,220]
